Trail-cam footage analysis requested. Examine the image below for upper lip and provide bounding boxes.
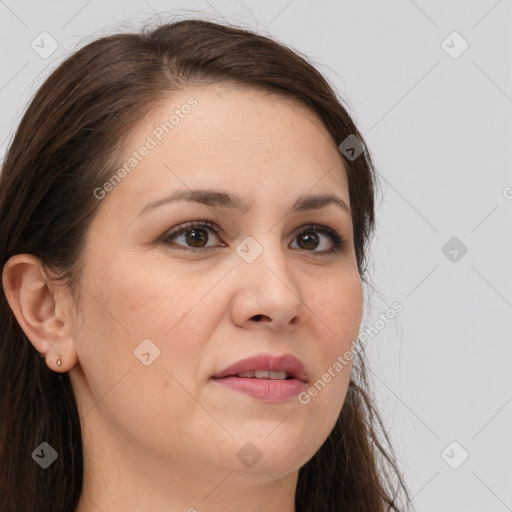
[212,353,308,383]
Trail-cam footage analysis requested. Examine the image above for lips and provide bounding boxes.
[211,353,308,402]
[212,353,308,383]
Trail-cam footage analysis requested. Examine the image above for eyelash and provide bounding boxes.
[162,220,345,255]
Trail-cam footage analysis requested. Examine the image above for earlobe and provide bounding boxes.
[2,253,78,372]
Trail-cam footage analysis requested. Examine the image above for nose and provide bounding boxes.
[230,236,310,331]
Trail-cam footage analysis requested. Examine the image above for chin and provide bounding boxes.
[222,435,315,481]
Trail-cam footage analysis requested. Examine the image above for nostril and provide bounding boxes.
[252,314,266,321]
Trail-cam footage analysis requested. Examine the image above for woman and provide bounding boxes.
[0,18,413,512]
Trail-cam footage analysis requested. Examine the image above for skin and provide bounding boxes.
[3,83,363,512]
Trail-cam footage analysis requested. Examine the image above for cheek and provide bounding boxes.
[78,259,225,392]
[313,273,363,355]
[303,274,362,418]
[71,263,212,431]
[84,254,215,341]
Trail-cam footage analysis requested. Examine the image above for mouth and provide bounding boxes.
[212,353,308,382]
[233,370,294,380]
[211,353,308,402]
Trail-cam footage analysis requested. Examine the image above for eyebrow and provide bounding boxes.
[138,188,352,216]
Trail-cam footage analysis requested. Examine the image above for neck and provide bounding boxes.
[75,417,298,512]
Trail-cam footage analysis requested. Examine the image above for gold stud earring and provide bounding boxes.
[56,354,62,367]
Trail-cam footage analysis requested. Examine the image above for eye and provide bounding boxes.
[162,221,223,250]
[162,221,345,254]
[290,224,344,254]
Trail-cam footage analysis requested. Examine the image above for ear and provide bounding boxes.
[2,254,78,372]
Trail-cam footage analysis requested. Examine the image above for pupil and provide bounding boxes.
[300,232,318,250]
[187,228,208,247]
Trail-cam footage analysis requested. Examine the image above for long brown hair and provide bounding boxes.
[0,18,413,511]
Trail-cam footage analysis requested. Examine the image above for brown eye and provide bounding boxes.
[163,221,344,255]
[162,221,222,251]
[290,225,344,254]
[297,231,320,251]
[182,227,209,248]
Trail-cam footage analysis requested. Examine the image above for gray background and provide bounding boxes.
[1,1,511,510]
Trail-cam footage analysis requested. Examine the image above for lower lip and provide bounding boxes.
[212,376,306,402]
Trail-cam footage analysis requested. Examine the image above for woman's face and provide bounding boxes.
[68,83,363,487]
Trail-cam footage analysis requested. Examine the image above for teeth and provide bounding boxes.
[238,371,255,378]
[269,370,288,379]
[236,370,289,380]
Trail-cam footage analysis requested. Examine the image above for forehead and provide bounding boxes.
[99,83,350,220]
